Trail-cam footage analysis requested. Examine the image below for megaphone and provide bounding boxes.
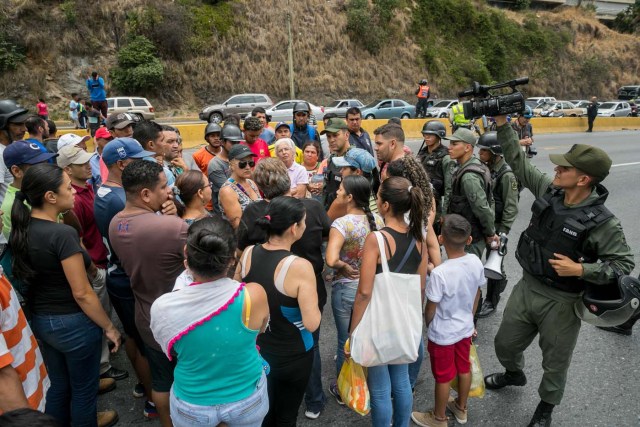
[484,233,508,280]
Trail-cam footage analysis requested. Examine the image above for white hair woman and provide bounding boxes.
[275,138,308,199]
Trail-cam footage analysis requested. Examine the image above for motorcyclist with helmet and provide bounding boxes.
[417,120,454,234]
[511,105,537,158]
[0,100,30,204]
[484,114,634,427]
[290,101,321,150]
[207,123,243,213]
[475,132,519,318]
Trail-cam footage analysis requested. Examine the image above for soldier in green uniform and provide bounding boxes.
[417,120,454,235]
[443,127,499,259]
[476,132,520,318]
[485,115,634,427]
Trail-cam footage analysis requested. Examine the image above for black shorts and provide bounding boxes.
[144,344,176,393]
[106,273,145,355]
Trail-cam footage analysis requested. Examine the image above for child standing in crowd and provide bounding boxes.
[412,214,484,427]
[36,98,48,120]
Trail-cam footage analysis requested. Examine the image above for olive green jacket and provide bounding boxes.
[491,157,519,234]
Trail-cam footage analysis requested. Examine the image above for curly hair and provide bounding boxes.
[387,155,434,224]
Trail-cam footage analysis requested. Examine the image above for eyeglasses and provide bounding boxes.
[295,112,308,117]
[238,160,255,169]
[202,181,214,190]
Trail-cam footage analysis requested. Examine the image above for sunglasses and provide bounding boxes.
[238,160,255,169]
[295,112,308,117]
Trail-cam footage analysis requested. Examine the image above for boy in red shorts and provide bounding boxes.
[412,214,484,427]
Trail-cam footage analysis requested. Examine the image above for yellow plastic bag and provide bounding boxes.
[337,341,370,416]
[451,343,485,398]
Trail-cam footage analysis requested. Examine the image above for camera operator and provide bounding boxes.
[510,106,536,158]
[484,114,634,427]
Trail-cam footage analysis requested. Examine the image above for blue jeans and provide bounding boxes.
[170,373,268,426]
[367,364,413,427]
[32,311,102,427]
[409,337,425,389]
[331,281,358,378]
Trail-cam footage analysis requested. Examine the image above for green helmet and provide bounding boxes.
[421,120,446,138]
[477,131,502,155]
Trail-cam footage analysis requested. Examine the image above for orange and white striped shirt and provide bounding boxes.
[0,274,49,412]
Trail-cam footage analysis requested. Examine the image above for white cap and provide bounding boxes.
[57,133,91,151]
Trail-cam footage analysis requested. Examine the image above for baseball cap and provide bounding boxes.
[228,145,257,160]
[275,122,289,131]
[3,140,57,169]
[321,118,348,134]
[106,113,135,130]
[102,137,155,166]
[94,127,112,140]
[57,145,94,168]
[443,128,477,146]
[332,148,377,173]
[549,144,612,181]
[57,133,91,151]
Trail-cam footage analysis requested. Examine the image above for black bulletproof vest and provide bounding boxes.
[516,185,613,293]
[418,144,448,200]
[449,160,493,242]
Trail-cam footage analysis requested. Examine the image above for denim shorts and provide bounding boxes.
[170,373,268,426]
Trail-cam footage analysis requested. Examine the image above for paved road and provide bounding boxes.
[99,130,640,426]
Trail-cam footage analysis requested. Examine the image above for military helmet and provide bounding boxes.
[522,105,534,119]
[293,101,310,115]
[220,123,243,142]
[421,120,446,138]
[575,274,640,328]
[0,99,29,129]
[477,131,502,155]
[420,79,428,85]
[204,122,222,138]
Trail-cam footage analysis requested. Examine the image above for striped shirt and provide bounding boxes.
[0,274,49,412]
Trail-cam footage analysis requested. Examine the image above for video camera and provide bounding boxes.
[458,77,529,120]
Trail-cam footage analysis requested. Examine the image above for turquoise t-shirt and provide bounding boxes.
[172,289,264,405]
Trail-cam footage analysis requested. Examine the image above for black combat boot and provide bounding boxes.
[527,401,554,427]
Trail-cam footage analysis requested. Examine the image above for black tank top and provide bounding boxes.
[375,227,422,274]
[242,245,313,356]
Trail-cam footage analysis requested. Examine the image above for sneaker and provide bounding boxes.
[98,378,116,395]
[411,410,448,427]
[447,396,468,424]
[97,410,119,427]
[133,382,146,398]
[328,383,344,406]
[304,409,321,419]
[100,366,129,381]
[144,400,159,419]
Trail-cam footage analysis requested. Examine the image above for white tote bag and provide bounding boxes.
[350,231,423,367]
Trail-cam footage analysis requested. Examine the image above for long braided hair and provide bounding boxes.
[387,155,434,225]
[342,175,378,232]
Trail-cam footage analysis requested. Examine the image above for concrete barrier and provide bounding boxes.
[53,116,640,151]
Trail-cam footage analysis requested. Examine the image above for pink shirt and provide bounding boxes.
[36,102,48,116]
[242,139,271,162]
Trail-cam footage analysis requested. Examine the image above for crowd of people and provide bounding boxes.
[0,92,637,427]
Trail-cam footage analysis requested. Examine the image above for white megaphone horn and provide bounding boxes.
[484,233,508,280]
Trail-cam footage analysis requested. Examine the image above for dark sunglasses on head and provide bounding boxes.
[238,160,255,169]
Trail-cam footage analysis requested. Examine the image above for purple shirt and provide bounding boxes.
[287,162,309,189]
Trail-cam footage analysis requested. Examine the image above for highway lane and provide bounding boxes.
[100,130,640,426]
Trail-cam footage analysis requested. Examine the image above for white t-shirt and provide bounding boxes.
[427,254,485,345]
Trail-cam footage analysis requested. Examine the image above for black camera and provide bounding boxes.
[458,77,529,120]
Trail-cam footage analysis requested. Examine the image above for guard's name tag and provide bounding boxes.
[562,227,578,237]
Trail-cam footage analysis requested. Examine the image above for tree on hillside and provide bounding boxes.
[613,0,640,34]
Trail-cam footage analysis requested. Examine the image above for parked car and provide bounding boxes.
[527,97,556,106]
[361,99,415,120]
[199,93,273,123]
[617,85,640,101]
[107,97,155,120]
[537,101,584,117]
[596,101,632,117]
[263,100,325,123]
[323,99,365,117]
[425,99,458,118]
[630,101,638,117]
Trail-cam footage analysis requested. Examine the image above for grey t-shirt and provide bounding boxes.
[207,156,230,213]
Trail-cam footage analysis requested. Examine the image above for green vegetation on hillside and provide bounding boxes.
[613,0,640,34]
[346,0,401,55]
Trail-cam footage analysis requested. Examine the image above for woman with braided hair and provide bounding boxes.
[325,175,384,403]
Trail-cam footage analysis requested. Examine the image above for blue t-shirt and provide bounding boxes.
[94,184,126,275]
[86,77,107,101]
[89,154,102,193]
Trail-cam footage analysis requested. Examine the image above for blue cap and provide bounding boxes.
[332,148,377,173]
[102,137,155,166]
[275,121,289,131]
[3,140,57,169]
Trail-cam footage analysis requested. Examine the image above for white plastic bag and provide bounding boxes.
[350,232,423,367]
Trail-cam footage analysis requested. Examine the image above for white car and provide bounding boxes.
[527,97,556,107]
[265,100,325,123]
[596,101,632,117]
[426,99,458,118]
[107,97,155,120]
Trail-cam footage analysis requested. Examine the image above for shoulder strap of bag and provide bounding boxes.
[240,245,254,278]
[274,255,298,295]
[394,237,417,273]
[373,232,390,273]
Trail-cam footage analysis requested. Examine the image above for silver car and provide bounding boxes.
[323,99,365,117]
[107,97,155,120]
[596,101,632,117]
[199,93,273,123]
[426,99,458,118]
[265,100,325,123]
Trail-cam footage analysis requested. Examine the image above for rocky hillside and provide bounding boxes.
[0,0,638,118]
